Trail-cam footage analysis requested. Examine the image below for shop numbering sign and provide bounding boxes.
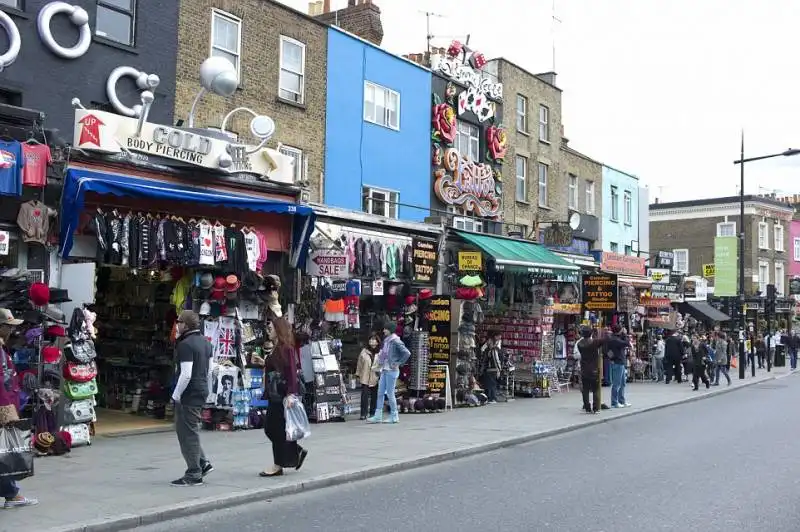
[581,273,618,312]
[426,296,451,364]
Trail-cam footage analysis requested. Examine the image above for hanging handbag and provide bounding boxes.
[62,399,95,424]
[63,361,97,383]
[64,378,98,400]
[65,340,96,364]
[61,423,91,447]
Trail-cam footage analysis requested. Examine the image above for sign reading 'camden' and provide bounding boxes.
[582,273,618,312]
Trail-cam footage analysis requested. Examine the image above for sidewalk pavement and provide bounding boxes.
[6,367,794,532]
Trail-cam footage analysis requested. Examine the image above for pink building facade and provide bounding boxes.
[790,219,800,279]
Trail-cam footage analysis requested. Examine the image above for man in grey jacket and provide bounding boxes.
[367,320,411,424]
[171,310,213,486]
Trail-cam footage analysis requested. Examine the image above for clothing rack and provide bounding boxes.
[83,202,270,231]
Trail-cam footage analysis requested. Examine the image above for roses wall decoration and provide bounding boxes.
[432,101,457,145]
[486,125,508,162]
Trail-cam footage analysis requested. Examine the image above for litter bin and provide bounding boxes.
[775,345,786,367]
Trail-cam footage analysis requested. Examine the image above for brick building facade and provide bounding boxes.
[174,0,328,201]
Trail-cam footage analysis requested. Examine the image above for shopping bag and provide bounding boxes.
[730,357,738,369]
[284,395,311,442]
[0,421,34,481]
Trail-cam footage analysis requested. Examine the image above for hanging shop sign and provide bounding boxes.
[702,264,715,278]
[654,251,674,270]
[425,295,451,364]
[412,238,438,284]
[647,268,671,285]
[306,250,348,278]
[713,236,737,297]
[72,109,295,183]
[683,276,708,301]
[542,223,574,248]
[651,274,684,302]
[599,252,646,276]
[640,296,672,308]
[433,148,500,218]
[551,302,582,314]
[458,251,482,271]
[581,273,618,312]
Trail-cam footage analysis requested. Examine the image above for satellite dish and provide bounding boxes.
[568,212,581,230]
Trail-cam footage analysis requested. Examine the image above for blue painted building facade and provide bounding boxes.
[601,165,641,254]
[324,27,431,222]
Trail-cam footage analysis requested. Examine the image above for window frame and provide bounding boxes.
[610,242,619,253]
[537,162,549,207]
[363,81,400,131]
[568,174,578,210]
[96,0,137,46]
[362,185,399,219]
[758,260,770,294]
[455,121,480,161]
[673,248,689,274]
[538,104,550,142]
[279,35,306,104]
[453,216,484,233]
[716,221,736,237]
[278,145,304,183]
[623,189,632,225]
[774,223,785,251]
[210,9,242,77]
[585,180,595,214]
[758,221,769,250]
[516,94,528,133]
[610,186,619,221]
[793,237,800,261]
[515,155,527,203]
[775,262,785,296]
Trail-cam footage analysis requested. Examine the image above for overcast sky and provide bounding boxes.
[280,0,800,203]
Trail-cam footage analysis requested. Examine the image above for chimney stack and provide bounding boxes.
[308,1,324,16]
[313,0,384,46]
[323,0,330,13]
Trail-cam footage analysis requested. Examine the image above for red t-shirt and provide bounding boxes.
[22,143,52,187]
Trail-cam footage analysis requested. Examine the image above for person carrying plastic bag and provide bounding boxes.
[284,394,310,442]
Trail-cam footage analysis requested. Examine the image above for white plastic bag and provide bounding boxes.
[284,394,311,442]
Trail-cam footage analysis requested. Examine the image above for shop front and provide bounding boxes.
[448,230,579,399]
[679,277,731,332]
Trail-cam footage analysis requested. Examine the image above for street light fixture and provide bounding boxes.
[733,140,800,379]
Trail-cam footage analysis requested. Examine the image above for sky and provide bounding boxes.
[280,0,800,203]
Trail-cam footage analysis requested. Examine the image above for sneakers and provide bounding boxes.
[201,462,214,477]
[383,413,399,424]
[170,477,203,487]
[4,497,38,509]
[621,403,632,408]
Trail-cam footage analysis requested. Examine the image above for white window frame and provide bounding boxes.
[279,36,306,104]
[758,221,769,250]
[623,190,633,225]
[673,248,689,274]
[363,81,400,131]
[775,262,785,296]
[362,185,399,219]
[453,216,484,233]
[568,174,578,210]
[585,180,595,214]
[516,94,527,133]
[610,242,619,253]
[716,222,736,237]
[456,121,480,161]
[538,162,549,207]
[538,104,550,142]
[515,155,527,202]
[278,145,304,183]
[610,186,619,221]
[774,223,785,251]
[793,237,800,261]
[210,9,242,77]
[96,0,136,46]
[758,260,770,295]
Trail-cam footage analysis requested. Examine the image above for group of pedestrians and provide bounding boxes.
[575,324,633,413]
[661,329,732,388]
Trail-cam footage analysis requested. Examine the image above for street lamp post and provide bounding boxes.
[732,142,800,379]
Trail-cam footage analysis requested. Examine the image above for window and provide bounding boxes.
[623,190,632,225]
[453,216,484,233]
[362,186,398,219]
[455,121,479,161]
[516,94,527,133]
[278,145,304,183]
[96,0,136,46]
[538,162,549,207]
[794,238,800,261]
[775,263,785,296]
[610,242,619,253]
[515,156,527,202]
[673,249,689,274]
[774,224,784,251]
[0,1,21,9]
[610,186,619,221]
[624,245,632,255]
[758,221,769,249]
[364,81,399,130]
[211,10,241,76]
[758,260,769,295]
[280,36,306,104]
[538,104,550,142]
[585,181,595,214]
[568,174,578,210]
[717,222,736,237]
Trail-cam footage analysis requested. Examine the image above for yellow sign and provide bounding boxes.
[458,251,482,271]
[703,264,715,277]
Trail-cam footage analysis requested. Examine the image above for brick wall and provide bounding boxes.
[175,0,327,201]
[314,1,383,46]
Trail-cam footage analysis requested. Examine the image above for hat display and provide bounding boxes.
[225,274,240,292]
[46,325,66,337]
[210,275,226,301]
[199,272,214,289]
[199,301,211,316]
[0,308,23,326]
[41,345,61,364]
[34,432,55,453]
[418,288,433,300]
[48,288,71,304]
[29,282,50,306]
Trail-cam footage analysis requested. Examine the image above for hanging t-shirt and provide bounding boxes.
[16,200,56,244]
[21,144,51,188]
[243,230,260,272]
[0,140,23,196]
[213,224,228,263]
[198,222,215,266]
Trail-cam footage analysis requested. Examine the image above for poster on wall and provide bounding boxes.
[581,273,618,312]
[412,238,438,284]
[425,295,451,364]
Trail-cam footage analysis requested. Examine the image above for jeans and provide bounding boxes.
[715,364,731,385]
[483,371,498,402]
[610,363,627,406]
[373,369,399,417]
[175,404,209,481]
[692,364,710,389]
[581,373,599,412]
[0,478,18,500]
[653,357,664,381]
[791,350,798,370]
[360,385,377,418]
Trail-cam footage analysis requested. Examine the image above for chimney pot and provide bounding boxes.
[323,0,331,13]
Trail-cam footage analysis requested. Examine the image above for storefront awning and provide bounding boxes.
[554,251,600,269]
[59,167,315,268]
[617,274,653,288]
[454,230,579,280]
[683,301,731,323]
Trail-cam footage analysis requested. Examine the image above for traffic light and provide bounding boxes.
[766,284,776,315]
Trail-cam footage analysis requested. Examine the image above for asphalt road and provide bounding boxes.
[139,376,800,532]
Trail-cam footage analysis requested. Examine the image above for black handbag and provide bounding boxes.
[0,420,33,481]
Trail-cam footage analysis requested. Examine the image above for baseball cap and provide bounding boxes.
[0,308,23,326]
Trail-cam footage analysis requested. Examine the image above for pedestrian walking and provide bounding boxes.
[480,331,502,404]
[755,336,766,369]
[713,332,731,386]
[575,326,604,413]
[261,317,308,477]
[606,325,631,408]
[789,332,799,370]
[691,337,710,390]
[356,334,380,420]
[367,320,411,424]
[652,334,665,382]
[171,310,214,486]
[0,309,36,508]
[664,329,684,384]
